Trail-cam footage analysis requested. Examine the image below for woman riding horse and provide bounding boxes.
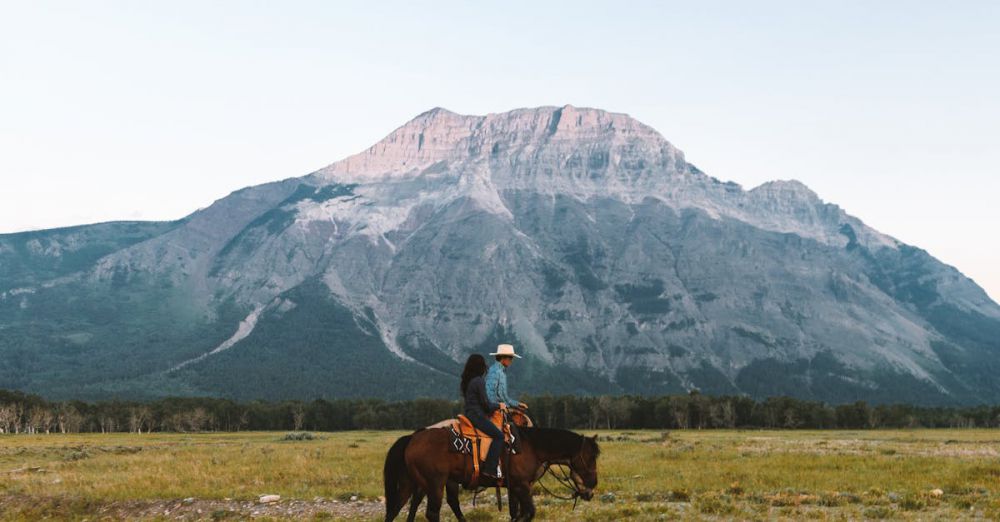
[383,346,601,521]
[461,354,504,479]
[387,409,535,522]
[387,426,599,521]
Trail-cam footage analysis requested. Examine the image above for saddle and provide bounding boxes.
[448,411,517,486]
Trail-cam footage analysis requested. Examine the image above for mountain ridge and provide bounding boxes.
[2,106,998,404]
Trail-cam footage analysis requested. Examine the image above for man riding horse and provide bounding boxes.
[384,342,601,521]
[485,344,528,414]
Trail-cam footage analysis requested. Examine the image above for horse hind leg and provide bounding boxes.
[407,482,461,522]
[385,471,414,521]
[405,488,424,522]
[445,480,465,522]
[423,477,447,522]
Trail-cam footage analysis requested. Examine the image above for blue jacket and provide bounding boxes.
[485,362,520,408]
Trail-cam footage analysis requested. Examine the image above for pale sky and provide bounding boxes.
[1,1,997,301]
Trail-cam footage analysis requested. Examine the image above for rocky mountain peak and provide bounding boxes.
[482,104,669,143]
[315,105,684,183]
[318,107,478,179]
[750,180,821,203]
[307,107,886,250]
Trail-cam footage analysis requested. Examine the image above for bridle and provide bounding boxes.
[535,435,591,509]
[469,430,593,511]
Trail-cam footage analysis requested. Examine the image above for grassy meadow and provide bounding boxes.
[2,429,1000,520]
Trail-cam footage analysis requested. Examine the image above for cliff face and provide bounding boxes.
[3,106,999,404]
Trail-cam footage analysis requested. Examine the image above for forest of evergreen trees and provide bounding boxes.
[2,388,999,434]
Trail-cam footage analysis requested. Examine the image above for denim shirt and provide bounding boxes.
[485,362,520,408]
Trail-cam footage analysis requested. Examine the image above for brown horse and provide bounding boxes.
[393,410,535,522]
[384,426,600,521]
[383,433,465,522]
[383,409,547,522]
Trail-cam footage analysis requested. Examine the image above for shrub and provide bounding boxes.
[669,488,691,502]
[863,506,894,519]
[899,495,926,511]
[280,432,316,441]
[695,492,737,515]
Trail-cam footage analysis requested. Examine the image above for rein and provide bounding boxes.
[535,435,588,510]
[537,464,582,508]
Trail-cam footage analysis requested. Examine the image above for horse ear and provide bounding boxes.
[591,434,598,441]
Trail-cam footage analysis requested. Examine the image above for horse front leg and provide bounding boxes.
[508,490,520,521]
[510,483,535,522]
[445,480,466,522]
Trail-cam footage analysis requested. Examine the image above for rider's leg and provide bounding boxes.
[468,414,504,473]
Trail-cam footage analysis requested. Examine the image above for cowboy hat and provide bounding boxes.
[490,344,522,358]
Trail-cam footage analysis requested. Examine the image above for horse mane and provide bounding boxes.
[519,427,600,458]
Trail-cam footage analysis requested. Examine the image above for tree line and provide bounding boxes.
[1,389,999,434]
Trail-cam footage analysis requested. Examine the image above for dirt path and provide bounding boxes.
[1,495,399,521]
[114,499,386,520]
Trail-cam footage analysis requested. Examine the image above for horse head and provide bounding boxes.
[568,434,600,500]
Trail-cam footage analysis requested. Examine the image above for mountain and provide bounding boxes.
[2,105,999,404]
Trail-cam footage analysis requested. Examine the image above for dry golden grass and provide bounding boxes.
[2,429,1000,520]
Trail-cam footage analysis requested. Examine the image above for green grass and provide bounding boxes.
[3,429,1000,520]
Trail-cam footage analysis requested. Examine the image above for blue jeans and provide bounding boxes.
[468,412,504,472]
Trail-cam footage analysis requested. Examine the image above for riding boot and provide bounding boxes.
[481,461,499,480]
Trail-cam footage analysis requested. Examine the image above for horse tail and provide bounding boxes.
[383,433,412,521]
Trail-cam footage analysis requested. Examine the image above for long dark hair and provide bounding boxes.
[460,354,488,396]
